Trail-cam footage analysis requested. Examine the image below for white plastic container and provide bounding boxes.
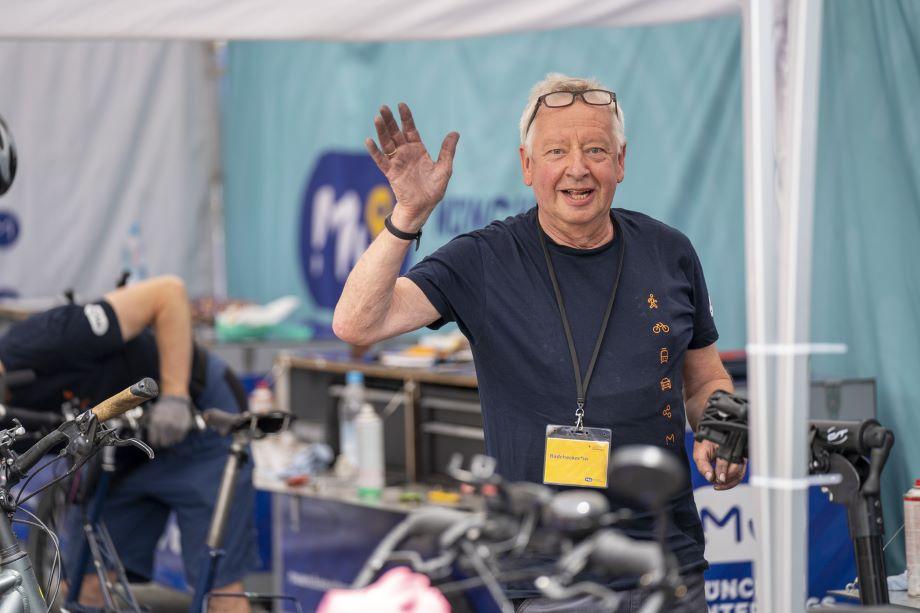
[338,371,364,472]
[905,478,920,596]
[248,381,274,414]
[356,402,384,501]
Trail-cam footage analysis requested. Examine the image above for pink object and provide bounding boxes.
[317,567,451,613]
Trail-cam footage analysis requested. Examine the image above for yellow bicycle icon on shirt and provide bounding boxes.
[652,322,670,334]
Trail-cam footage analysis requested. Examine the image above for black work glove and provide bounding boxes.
[145,394,193,448]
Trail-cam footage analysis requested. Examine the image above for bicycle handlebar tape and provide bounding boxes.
[91,378,159,423]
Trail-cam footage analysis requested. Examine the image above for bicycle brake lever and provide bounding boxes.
[113,436,154,459]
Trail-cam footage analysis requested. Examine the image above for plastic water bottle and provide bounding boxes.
[121,221,148,283]
[905,478,920,596]
[356,402,384,501]
[249,381,274,414]
[338,371,364,473]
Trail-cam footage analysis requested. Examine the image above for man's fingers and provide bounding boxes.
[365,137,389,171]
[715,457,730,484]
[374,115,397,154]
[692,440,715,483]
[437,131,460,168]
[399,103,421,143]
[713,460,747,490]
[380,105,407,146]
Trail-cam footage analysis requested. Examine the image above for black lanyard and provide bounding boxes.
[537,211,626,430]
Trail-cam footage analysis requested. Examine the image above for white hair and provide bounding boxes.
[519,73,626,155]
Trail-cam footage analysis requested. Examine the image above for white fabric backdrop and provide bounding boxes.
[1,0,737,40]
[0,41,218,298]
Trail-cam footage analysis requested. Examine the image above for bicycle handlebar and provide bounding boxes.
[0,369,37,387]
[9,378,158,482]
[202,408,292,438]
[0,404,65,430]
[10,430,69,480]
[91,378,158,423]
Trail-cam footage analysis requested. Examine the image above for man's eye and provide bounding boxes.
[587,147,606,155]
[547,149,564,156]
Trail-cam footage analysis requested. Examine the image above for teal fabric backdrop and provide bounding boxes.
[811,0,920,571]
[222,16,745,344]
[223,0,919,575]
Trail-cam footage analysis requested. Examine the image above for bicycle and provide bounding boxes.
[351,446,687,613]
[0,377,158,612]
[27,405,296,613]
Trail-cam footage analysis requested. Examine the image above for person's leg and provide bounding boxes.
[168,355,256,612]
[205,582,249,613]
[86,470,170,606]
[161,441,256,613]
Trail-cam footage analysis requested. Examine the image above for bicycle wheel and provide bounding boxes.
[25,478,72,611]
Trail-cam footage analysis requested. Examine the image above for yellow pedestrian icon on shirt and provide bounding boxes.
[648,294,659,309]
[652,322,670,334]
[660,378,672,391]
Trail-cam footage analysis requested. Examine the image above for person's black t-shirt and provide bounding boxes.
[0,300,160,411]
[406,207,719,586]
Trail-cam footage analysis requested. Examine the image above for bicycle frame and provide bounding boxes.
[42,409,291,613]
[0,508,46,610]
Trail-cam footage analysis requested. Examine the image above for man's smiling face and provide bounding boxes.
[520,101,625,237]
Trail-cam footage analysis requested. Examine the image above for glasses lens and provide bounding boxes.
[582,90,613,105]
[543,91,576,108]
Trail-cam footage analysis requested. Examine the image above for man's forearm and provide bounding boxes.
[152,282,193,398]
[333,226,414,345]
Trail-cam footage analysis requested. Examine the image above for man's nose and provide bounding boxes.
[565,150,589,179]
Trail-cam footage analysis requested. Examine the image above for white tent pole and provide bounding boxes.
[742,0,793,611]
[745,0,823,609]
[775,0,823,604]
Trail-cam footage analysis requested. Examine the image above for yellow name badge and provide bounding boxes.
[543,425,612,488]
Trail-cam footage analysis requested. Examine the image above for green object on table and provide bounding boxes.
[215,321,313,342]
[398,491,423,504]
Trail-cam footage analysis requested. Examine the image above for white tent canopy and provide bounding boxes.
[1,2,820,611]
[2,0,737,40]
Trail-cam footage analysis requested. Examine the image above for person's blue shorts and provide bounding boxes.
[101,354,258,588]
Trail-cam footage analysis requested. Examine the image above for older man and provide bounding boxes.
[334,73,743,612]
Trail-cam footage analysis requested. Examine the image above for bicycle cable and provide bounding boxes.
[19,450,95,508]
[14,450,68,506]
[15,508,62,613]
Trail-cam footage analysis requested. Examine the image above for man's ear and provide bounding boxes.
[616,143,627,184]
[519,145,533,186]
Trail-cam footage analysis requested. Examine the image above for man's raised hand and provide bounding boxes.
[365,103,459,232]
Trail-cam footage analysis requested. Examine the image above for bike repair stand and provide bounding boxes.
[66,445,144,613]
[190,432,249,613]
[810,420,895,606]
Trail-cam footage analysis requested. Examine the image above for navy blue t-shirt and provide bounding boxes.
[0,300,161,411]
[406,206,719,578]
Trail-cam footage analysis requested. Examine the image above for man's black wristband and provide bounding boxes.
[384,213,422,251]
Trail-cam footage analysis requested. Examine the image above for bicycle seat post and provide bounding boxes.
[191,430,250,613]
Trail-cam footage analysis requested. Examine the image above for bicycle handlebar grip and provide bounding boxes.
[91,378,159,423]
[589,530,664,578]
[0,369,37,387]
[203,408,241,436]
